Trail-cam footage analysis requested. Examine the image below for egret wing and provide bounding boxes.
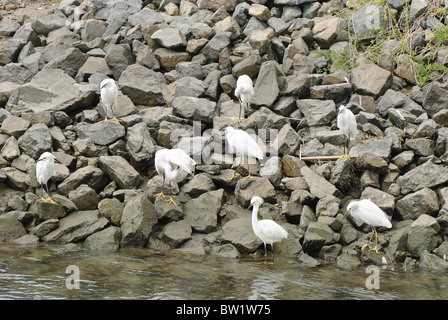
[165,149,196,175]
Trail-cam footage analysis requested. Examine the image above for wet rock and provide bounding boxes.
[396,188,439,220]
[221,217,262,253]
[30,219,59,237]
[184,189,224,233]
[302,221,338,254]
[120,194,157,248]
[0,215,27,242]
[98,156,143,189]
[161,220,192,248]
[118,64,168,106]
[420,250,448,272]
[84,226,121,251]
[43,210,108,243]
[336,253,361,270]
[212,243,242,259]
[407,214,440,258]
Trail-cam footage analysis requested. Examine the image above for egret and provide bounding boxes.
[36,152,56,204]
[100,78,119,123]
[234,75,255,124]
[344,199,392,253]
[337,105,357,158]
[225,126,264,181]
[249,196,288,263]
[154,148,196,206]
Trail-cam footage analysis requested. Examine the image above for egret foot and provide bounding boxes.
[46,197,57,204]
[234,119,244,125]
[242,174,254,179]
[260,260,274,265]
[338,154,350,160]
[101,117,110,122]
[40,197,48,203]
[227,173,239,181]
[154,192,165,198]
[111,117,121,123]
[243,117,255,123]
[165,197,177,206]
[369,246,379,254]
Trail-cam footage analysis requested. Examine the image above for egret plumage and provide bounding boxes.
[337,105,357,158]
[344,198,392,253]
[225,126,264,180]
[36,152,56,204]
[234,75,255,124]
[100,78,119,123]
[249,196,288,263]
[154,148,196,205]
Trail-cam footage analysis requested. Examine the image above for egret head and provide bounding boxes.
[343,201,359,219]
[100,79,114,89]
[37,152,55,162]
[248,196,264,209]
[338,105,347,114]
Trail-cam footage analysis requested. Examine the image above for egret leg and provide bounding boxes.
[234,100,244,125]
[45,183,56,204]
[154,192,165,198]
[101,117,110,122]
[243,116,255,123]
[369,226,379,254]
[242,156,254,179]
[165,181,177,206]
[227,159,242,181]
[40,185,48,202]
[338,138,350,160]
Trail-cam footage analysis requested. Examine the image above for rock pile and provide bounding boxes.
[1,0,448,271]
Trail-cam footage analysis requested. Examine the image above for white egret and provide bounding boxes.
[337,105,357,158]
[154,148,196,205]
[100,78,119,123]
[249,196,288,263]
[36,152,56,204]
[225,126,264,180]
[234,75,255,124]
[344,199,392,253]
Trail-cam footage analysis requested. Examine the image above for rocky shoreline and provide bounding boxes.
[1,0,448,271]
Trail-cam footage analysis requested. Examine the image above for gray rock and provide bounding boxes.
[164,77,208,105]
[212,243,242,259]
[407,214,440,257]
[180,173,215,198]
[0,167,28,190]
[351,63,392,98]
[300,166,338,199]
[31,14,66,36]
[252,60,284,108]
[17,123,52,159]
[391,150,414,169]
[81,19,107,42]
[397,160,448,195]
[405,138,435,157]
[128,7,164,28]
[104,43,135,79]
[221,217,262,253]
[13,69,96,113]
[297,99,336,126]
[126,122,155,163]
[396,188,439,220]
[44,47,87,78]
[235,177,276,207]
[98,156,143,189]
[184,189,224,233]
[161,220,192,248]
[151,28,187,50]
[312,16,347,49]
[69,184,99,211]
[420,250,448,272]
[98,198,123,226]
[0,63,34,84]
[153,48,190,71]
[422,82,448,117]
[43,210,108,243]
[330,157,353,190]
[118,64,167,106]
[58,166,108,196]
[172,96,216,124]
[30,219,59,237]
[84,226,121,251]
[154,196,183,221]
[0,39,25,66]
[336,253,361,269]
[302,221,337,254]
[1,136,20,161]
[349,4,388,38]
[0,215,27,242]
[232,53,262,78]
[76,121,125,146]
[200,32,232,63]
[35,200,67,221]
[120,193,157,248]
[0,115,31,138]
[310,83,352,104]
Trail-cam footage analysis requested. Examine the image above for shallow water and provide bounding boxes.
[0,243,446,300]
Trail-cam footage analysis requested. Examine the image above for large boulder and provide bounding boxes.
[184,189,224,233]
[0,215,27,242]
[221,217,262,253]
[98,156,143,189]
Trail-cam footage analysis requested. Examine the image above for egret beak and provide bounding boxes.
[248,203,253,209]
[101,83,108,89]
[36,157,45,162]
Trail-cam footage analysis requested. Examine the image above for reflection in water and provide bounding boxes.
[0,244,447,300]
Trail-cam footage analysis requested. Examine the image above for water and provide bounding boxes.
[0,243,447,300]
